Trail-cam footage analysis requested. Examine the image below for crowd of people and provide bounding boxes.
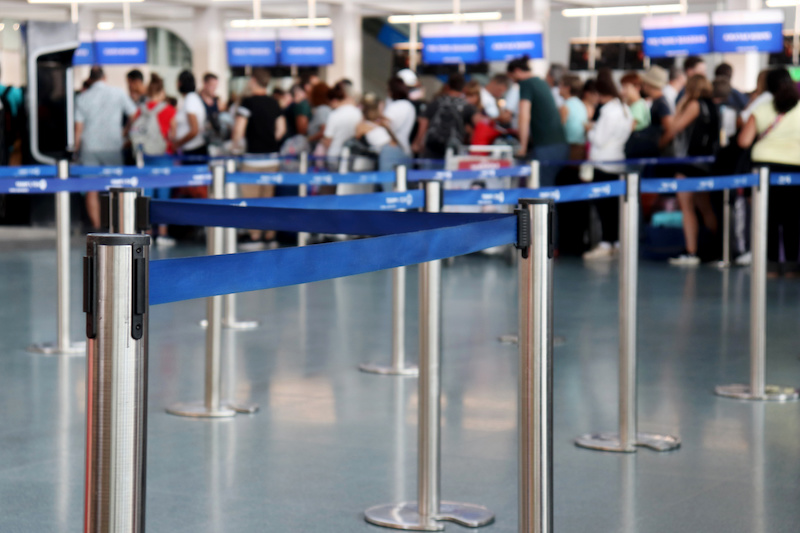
[3,54,798,272]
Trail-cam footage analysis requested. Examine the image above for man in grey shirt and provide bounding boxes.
[74,67,137,228]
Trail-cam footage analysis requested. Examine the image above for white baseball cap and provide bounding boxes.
[396,68,419,88]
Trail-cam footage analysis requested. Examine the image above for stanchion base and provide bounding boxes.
[497,334,566,346]
[358,362,419,376]
[199,319,261,330]
[364,501,495,531]
[575,432,681,453]
[27,341,86,356]
[714,384,800,401]
[166,401,260,418]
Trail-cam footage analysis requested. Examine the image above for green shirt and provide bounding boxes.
[629,99,651,132]
[518,77,566,148]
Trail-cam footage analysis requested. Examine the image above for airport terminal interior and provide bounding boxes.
[3,0,800,532]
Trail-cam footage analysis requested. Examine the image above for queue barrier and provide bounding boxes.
[0,172,211,194]
[0,164,56,178]
[83,180,554,532]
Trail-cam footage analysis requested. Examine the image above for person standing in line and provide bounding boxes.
[640,66,674,152]
[322,82,363,171]
[199,73,223,146]
[412,73,476,164]
[307,82,332,147]
[620,72,651,132]
[559,74,589,158]
[740,70,772,126]
[394,69,428,154]
[582,76,633,260]
[676,56,706,103]
[547,63,567,108]
[383,76,417,158]
[662,65,685,115]
[231,67,286,249]
[508,56,568,186]
[739,67,800,277]
[126,69,146,104]
[479,74,511,120]
[173,70,208,158]
[714,63,748,113]
[661,75,720,266]
[75,67,137,229]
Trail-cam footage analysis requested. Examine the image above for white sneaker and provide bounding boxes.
[582,242,614,261]
[735,252,752,266]
[156,236,176,248]
[669,254,700,266]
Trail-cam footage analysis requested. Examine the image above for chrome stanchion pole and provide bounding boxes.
[716,167,799,401]
[576,173,680,452]
[365,181,494,531]
[528,160,540,190]
[360,165,418,376]
[83,233,150,533]
[168,164,259,417]
[518,199,553,533]
[29,159,85,355]
[298,151,310,247]
[222,158,259,330]
[107,188,144,234]
[717,188,732,268]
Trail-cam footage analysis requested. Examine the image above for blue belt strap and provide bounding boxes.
[0,173,211,194]
[0,165,56,178]
[167,190,425,211]
[150,200,510,235]
[640,174,758,193]
[149,215,518,305]
[227,170,396,186]
[770,172,800,186]
[71,164,210,177]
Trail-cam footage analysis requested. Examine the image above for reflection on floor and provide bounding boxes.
[0,244,799,532]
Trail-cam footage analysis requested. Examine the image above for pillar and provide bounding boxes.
[328,0,363,94]
[531,0,551,76]
[723,0,764,92]
[193,6,229,102]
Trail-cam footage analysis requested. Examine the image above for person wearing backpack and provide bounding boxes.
[661,74,720,266]
[129,74,176,166]
[412,73,477,162]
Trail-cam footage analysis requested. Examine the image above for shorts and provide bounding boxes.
[80,150,123,167]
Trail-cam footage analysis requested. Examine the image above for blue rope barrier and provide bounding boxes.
[408,166,531,182]
[0,173,211,194]
[0,165,56,178]
[444,181,626,205]
[640,174,758,194]
[149,214,517,305]
[227,170,396,186]
[150,200,504,235]
[536,155,716,168]
[70,164,211,177]
[770,172,800,186]
[168,190,425,211]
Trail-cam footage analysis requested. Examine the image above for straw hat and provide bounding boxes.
[641,65,668,89]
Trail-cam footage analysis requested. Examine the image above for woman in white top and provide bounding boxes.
[172,70,208,157]
[383,76,417,155]
[356,100,408,175]
[323,82,363,170]
[583,75,633,260]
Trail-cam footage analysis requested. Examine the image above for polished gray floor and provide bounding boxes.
[1,242,799,532]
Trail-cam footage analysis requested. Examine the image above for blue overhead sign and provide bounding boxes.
[73,35,95,66]
[93,29,147,65]
[278,28,334,66]
[421,23,481,65]
[641,14,711,58]
[482,21,544,61]
[225,29,277,67]
[711,10,784,53]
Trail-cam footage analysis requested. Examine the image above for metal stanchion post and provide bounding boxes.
[360,165,418,376]
[298,151,310,247]
[222,158,259,330]
[83,233,150,533]
[29,159,86,355]
[716,188,732,268]
[365,181,494,531]
[107,188,145,234]
[528,160,540,190]
[168,164,259,418]
[715,167,799,401]
[518,199,553,533]
[576,173,680,452]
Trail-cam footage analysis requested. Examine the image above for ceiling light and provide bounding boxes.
[229,17,331,28]
[388,12,502,24]
[765,0,798,6]
[28,0,143,3]
[562,4,683,17]
[97,21,115,30]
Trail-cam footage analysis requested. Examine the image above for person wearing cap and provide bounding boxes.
[641,65,674,149]
[395,69,428,155]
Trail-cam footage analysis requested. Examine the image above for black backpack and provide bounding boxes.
[425,95,466,154]
[687,98,720,157]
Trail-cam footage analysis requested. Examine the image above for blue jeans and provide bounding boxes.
[379,145,412,191]
[530,143,569,187]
